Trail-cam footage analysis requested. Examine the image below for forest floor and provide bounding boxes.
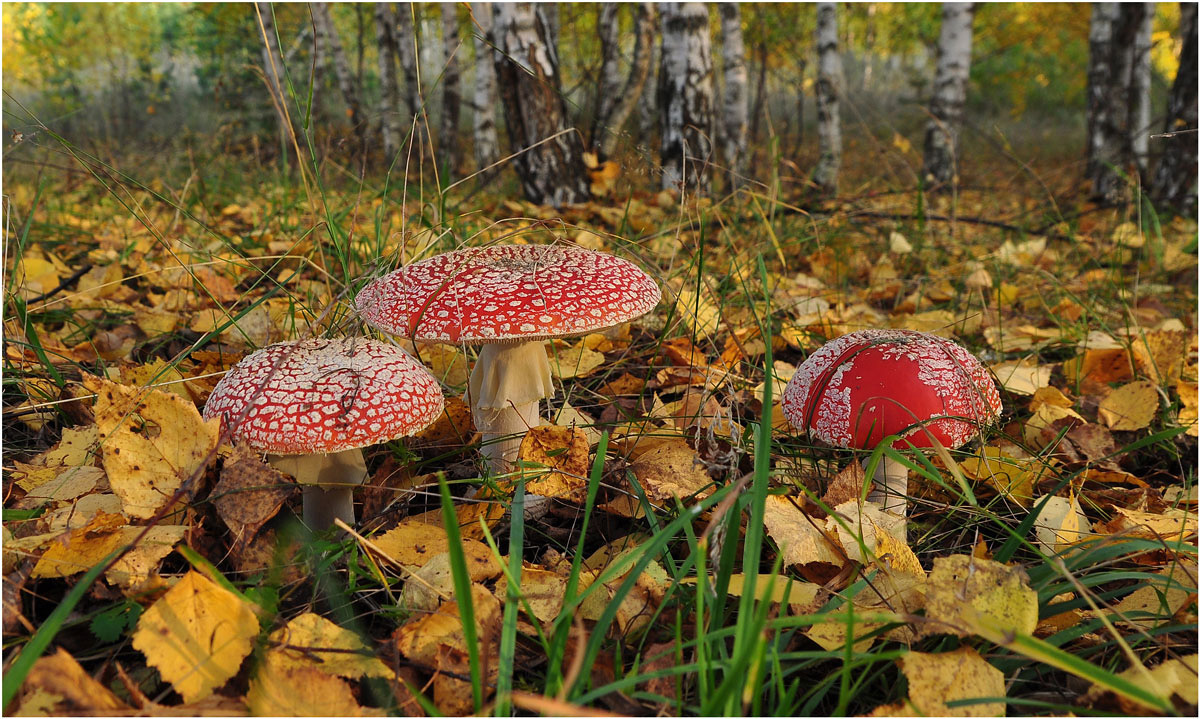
[2,127,1197,716]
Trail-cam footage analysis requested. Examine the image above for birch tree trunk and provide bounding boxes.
[719,3,749,189]
[492,2,590,206]
[658,2,715,193]
[812,2,842,195]
[1130,4,1156,175]
[1086,3,1120,182]
[1088,3,1153,202]
[1152,2,1198,216]
[395,3,428,159]
[637,33,660,145]
[471,2,500,175]
[441,3,463,175]
[255,1,292,156]
[592,3,656,159]
[313,3,365,152]
[922,2,976,191]
[375,3,402,161]
[592,4,622,148]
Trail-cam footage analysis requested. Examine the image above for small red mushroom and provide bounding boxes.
[355,244,661,475]
[203,337,444,530]
[780,329,1002,516]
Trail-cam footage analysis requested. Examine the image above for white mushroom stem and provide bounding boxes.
[863,455,908,517]
[269,448,368,530]
[467,341,554,474]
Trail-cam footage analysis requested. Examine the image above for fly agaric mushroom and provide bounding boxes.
[780,329,1001,516]
[355,244,661,474]
[203,337,443,530]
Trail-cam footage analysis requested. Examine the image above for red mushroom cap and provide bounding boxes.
[780,329,1002,451]
[203,338,444,455]
[355,244,661,343]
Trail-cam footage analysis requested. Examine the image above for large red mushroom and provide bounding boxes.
[203,337,444,530]
[781,329,1002,516]
[355,244,661,475]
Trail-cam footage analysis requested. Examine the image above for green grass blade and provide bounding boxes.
[438,473,483,712]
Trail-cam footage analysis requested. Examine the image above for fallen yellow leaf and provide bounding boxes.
[893,647,1005,717]
[85,376,220,519]
[547,341,605,379]
[1098,380,1159,431]
[268,613,394,680]
[517,424,590,501]
[630,440,714,502]
[132,570,258,703]
[247,650,365,717]
[923,555,1038,638]
[761,494,844,568]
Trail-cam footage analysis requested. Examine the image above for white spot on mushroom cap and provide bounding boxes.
[354,244,662,344]
[780,329,1002,450]
[202,337,444,455]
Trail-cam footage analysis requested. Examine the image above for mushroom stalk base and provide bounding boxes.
[269,448,368,530]
[863,456,908,517]
[468,341,554,474]
[474,400,542,474]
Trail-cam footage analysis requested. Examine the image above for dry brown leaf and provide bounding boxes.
[17,648,128,714]
[1023,402,1086,449]
[821,461,866,510]
[132,570,258,703]
[923,555,1038,638]
[85,376,220,518]
[517,425,590,501]
[1098,380,1159,431]
[630,439,714,502]
[212,444,295,547]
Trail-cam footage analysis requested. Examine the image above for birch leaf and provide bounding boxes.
[132,571,258,703]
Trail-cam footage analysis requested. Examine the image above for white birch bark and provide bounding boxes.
[593,3,656,159]
[1086,4,1120,186]
[658,2,715,193]
[719,3,749,189]
[922,2,976,190]
[813,2,842,194]
[1152,2,1198,216]
[1130,4,1155,175]
[492,2,590,205]
[441,3,463,174]
[471,2,500,174]
[593,4,622,147]
[375,3,402,160]
[313,3,364,148]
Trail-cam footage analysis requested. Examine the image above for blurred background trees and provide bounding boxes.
[2,2,1195,214]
